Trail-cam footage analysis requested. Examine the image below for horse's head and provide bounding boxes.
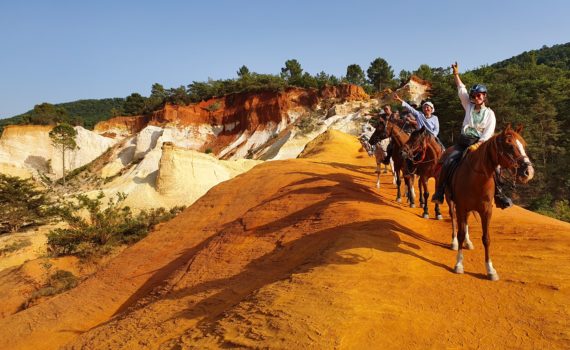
[401,127,427,160]
[496,125,534,183]
[373,115,389,139]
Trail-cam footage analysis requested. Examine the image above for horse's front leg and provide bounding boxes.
[375,163,381,189]
[418,179,424,207]
[464,222,474,250]
[395,170,402,203]
[448,198,458,250]
[422,179,430,218]
[434,202,443,220]
[390,158,396,184]
[454,209,468,274]
[407,175,416,208]
[481,208,498,281]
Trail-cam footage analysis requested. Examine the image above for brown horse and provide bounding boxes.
[401,127,444,219]
[375,116,416,207]
[446,125,534,281]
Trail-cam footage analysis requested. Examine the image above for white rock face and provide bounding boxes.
[262,100,375,160]
[155,143,260,205]
[133,126,163,160]
[95,138,260,210]
[0,125,116,178]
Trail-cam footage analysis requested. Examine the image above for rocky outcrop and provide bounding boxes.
[156,142,260,201]
[93,85,369,159]
[94,140,261,210]
[0,125,116,178]
[93,115,152,138]
[320,84,369,101]
[376,75,432,106]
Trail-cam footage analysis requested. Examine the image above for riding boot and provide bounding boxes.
[494,168,513,209]
[431,163,448,204]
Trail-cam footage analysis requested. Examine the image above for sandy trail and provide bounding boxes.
[0,130,568,349]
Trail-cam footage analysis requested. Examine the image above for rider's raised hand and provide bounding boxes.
[452,62,459,75]
[393,92,402,102]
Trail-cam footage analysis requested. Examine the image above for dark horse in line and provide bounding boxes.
[375,116,416,207]
[446,125,534,281]
[401,127,445,220]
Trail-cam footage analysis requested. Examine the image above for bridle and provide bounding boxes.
[402,135,428,166]
[496,134,532,170]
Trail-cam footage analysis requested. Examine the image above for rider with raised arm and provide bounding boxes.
[393,94,440,137]
[431,62,512,209]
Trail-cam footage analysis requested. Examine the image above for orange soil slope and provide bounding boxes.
[0,130,569,349]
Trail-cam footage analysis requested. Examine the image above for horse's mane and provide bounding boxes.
[408,126,428,144]
[464,134,498,173]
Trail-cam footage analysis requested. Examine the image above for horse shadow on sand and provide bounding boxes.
[156,218,454,335]
[108,167,456,340]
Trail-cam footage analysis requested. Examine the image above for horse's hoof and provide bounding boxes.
[396,198,402,203]
[488,273,500,281]
[464,241,475,250]
[423,214,429,219]
[436,214,443,220]
[454,265,464,274]
[410,204,416,208]
[450,240,459,250]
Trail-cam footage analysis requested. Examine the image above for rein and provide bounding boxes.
[386,118,409,147]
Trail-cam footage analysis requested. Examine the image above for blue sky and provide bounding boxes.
[1,0,569,118]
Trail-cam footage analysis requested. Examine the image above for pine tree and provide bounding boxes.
[49,123,78,187]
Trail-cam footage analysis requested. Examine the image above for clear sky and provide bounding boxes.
[1,0,569,118]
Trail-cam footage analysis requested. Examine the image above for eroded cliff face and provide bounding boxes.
[94,85,369,159]
[94,115,152,138]
[0,125,116,178]
[376,75,432,106]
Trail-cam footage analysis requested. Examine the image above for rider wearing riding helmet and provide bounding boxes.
[431,62,512,209]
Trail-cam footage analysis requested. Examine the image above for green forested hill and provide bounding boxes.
[56,98,126,129]
[491,42,570,70]
[0,98,125,132]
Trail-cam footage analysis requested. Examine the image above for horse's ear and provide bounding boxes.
[515,124,524,134]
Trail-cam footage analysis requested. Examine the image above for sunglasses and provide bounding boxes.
[473,93,486,98]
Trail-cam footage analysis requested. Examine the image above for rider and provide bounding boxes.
[393,94,440,137]
[431,62,512,209]
[368,104,396,165]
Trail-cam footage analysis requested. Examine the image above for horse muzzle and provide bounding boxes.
[517,161,534,183]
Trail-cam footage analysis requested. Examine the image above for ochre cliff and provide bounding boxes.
[93,115,152,137]
[95,85,368,139]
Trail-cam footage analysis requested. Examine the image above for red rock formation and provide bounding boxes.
[319,84,369,101]
[95,85,368,137]
[94,115,152,136]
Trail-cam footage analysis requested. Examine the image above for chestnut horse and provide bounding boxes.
[401,127,444,219]
[375,116,416,207]
[446,125,534,281]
